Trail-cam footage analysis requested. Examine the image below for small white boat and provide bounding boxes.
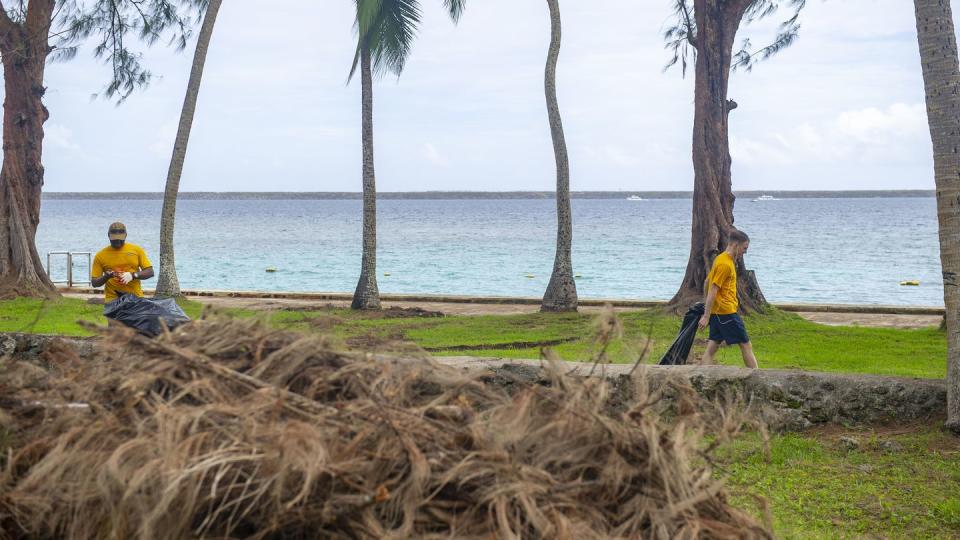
[752,194,777,202]
[626,195,644,201]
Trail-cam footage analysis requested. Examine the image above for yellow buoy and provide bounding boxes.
[900,280,920,286]
[574,273,582,278]
[525,274,535,279]
[265,267,277,273]
[384,272,391,276]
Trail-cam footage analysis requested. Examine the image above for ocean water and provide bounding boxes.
[36,197,944,307]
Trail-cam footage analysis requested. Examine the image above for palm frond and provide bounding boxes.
[372,0,422,76]
[349,0,422,81]
[355,0,384,46]
[348,0,383,82]
[348,0,464,83]
[442,0,465,23]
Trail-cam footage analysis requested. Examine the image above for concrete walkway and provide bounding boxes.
[61,288,944,329]
[795,311,942,329]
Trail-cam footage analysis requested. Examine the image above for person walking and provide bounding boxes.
[697,229,758,368]
[90,222,154,302]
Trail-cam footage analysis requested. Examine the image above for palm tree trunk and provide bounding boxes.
[914,0,960,434]
[352,43,381,310]
[156,0,223,298]
[540,0,577,313]
[0,1,57,299]
[667,0,767,314]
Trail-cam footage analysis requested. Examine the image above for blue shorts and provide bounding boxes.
[708,313,750,345]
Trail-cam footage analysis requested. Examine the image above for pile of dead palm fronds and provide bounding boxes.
[0,316,770,539]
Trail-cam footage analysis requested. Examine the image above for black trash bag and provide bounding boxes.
[103,294,191,337]
[658,302,705,366]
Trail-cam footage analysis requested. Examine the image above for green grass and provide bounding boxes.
[0,296,206,336]
[263,306,946,379]
[725,425,960,539]
[0,298,947,378]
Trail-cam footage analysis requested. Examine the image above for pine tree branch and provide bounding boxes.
[0,1,18,38]
[680,0,696,47]
[731,0,755,15]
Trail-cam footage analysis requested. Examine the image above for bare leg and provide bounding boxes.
[738,341,758,369]
[701,340,721,365]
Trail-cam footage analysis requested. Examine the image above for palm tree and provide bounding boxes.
[350,36,381,310]
[540,0,577,312]
[348,0,465,310]
[913,0,960,434]
[156,0,223,298]
[662,0,804,313]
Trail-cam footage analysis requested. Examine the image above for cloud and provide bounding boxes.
[148,121,178,158]
[45,123,80,151]
[422,142,447,166]
[582,145,641,167]
[33,0,947,191]
[834,103,927,144]
[731,103,929,167]
[730,135,793,166]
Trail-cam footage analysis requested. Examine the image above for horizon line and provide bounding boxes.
[42,189,935,200]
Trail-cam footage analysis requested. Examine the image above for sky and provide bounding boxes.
[33,0,942,192]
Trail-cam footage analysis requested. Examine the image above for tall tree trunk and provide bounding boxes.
[156,0,223,298]
[0,1,56,299]
[352,44,380,310]
[914,0,960,434]
[668,0,767,314]
[540,0,577,313]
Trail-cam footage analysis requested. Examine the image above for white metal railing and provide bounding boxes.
[46,251,92,287]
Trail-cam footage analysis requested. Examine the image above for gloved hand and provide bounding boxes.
[117,272,134,285]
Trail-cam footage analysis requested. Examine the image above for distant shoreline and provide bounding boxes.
[42,190,935,200]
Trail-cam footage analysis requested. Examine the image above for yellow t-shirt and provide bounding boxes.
[91,243,153,302]
[706,251,738,315]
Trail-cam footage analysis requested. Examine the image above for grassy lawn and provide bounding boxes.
[0,296,206,335]
[0,297,947,378]
[726,424,960,539]
[265,305,945,379]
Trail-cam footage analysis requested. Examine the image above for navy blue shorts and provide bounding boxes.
[708,313,750,345]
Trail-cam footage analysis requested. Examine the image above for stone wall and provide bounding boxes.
[408,357,947,431]
[0,332,96,360]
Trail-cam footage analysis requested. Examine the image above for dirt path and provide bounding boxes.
[795,311,942,329]
[64,292,943,329]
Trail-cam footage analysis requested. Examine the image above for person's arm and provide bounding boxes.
[91,270,115,288]
[117,266,154,285]
[698,283,719,330]
[90,256,114,288]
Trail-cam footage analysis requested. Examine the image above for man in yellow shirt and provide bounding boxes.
[696,229,758,368]
[90,222,155,302]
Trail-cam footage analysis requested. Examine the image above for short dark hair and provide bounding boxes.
[728,229,749,244]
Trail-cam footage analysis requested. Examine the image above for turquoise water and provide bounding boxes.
[36,197,943,306]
